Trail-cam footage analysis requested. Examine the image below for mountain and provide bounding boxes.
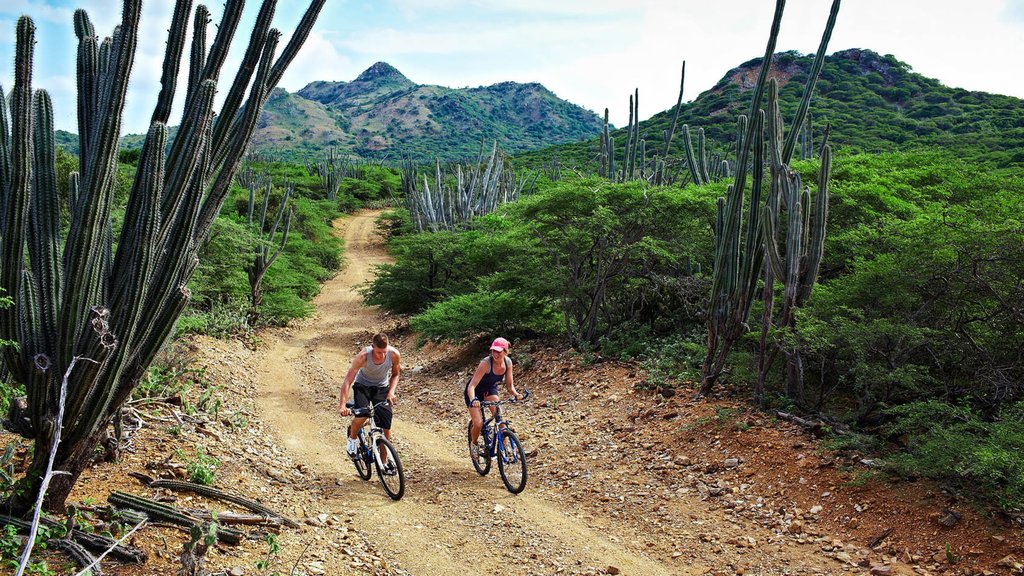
[517,49,1024,171]
[56,61,603,163]
[249,61,604,161]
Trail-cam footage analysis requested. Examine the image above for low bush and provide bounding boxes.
[883,400,1024,511]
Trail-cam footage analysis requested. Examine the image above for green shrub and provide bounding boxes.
[884,400,1024,511]
[411,289,559,343]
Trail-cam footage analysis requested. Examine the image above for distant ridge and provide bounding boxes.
[516,48,1024,170]
[250,61,603,162]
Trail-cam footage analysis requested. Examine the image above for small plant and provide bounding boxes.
[945,542,958,565]
[0,524,21,566]
[255,533,282,576]
[226,412,249,429]
[178,448,220,486]
[715,407,741,428]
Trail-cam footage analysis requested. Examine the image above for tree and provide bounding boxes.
[0,0,325,513]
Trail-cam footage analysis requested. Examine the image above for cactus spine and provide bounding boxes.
[0,0,325,513]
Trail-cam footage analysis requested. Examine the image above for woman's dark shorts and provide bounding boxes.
[353,385,392,429]
[464,384,499,408]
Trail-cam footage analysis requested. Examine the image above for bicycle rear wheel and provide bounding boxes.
[467,420,491,476]
[375,438,405,500]
[497,429,527,494]
[354,437,372,481]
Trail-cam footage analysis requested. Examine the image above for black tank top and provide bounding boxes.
[476,356,510,389]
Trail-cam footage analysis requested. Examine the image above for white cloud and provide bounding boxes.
[279,30,354,90]
[0,0,72,24]
[4,0,1024,135]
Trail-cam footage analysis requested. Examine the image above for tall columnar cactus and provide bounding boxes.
[757,79,831,402]
[307,147,343,200]
[699,0,840,397]
[0,0,325,513]
[245,177,293,325]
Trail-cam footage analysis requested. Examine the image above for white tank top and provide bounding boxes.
[355,346,396,387]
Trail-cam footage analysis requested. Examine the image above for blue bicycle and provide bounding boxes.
[467,391,529,494]
[346,400,405,500]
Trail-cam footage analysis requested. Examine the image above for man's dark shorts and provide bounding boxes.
[464,384,499,408]
[353,385,392,429]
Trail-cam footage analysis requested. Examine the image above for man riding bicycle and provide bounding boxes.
[338,333,401,458]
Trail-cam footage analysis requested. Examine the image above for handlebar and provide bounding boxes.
[345,400,391,418]
[478,389,530,408]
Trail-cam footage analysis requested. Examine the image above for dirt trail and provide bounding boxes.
[252,212,681,575]
[246,211,911,576]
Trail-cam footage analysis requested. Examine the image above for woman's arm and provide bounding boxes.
[504,357,520,399]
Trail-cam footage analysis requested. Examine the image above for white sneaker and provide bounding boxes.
[346,437,358,456]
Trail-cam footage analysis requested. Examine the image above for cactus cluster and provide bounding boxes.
[306,147,343,200]
[0,0,325,513]
[401,140,535,232]
[755,79,832,401]
[599,66,686,186]
[699,0,840,398]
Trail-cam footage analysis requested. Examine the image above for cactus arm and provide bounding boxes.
[662,61,685,158]
[0,18,35,377]
[798,145,830,303]
[73,10,97,178]
[151,0,192,125]
[210,0,278,159]
[195,29,280,242]
[782,0,841,164]
[681,125,703,186]
[0,85,9,198]
[184,5,209,110]
[28,90,62,366]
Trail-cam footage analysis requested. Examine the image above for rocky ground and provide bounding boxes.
[2,211,1021,576]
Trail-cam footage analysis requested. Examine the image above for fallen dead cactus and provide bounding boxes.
[147,478,300,528]
[108,491,245,545]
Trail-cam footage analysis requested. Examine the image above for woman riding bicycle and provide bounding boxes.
[465,337,522,457]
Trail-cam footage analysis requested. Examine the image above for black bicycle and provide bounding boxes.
[467,390,529,494]
[346,400,405,500]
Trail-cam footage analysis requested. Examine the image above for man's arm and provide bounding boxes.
[338,350,367,415]
[386,349,401,404]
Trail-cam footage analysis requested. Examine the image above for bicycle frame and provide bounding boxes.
[351,401,389,467]
[479,401,513,458]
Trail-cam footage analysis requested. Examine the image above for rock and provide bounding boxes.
[606,567,621,575]
[809,505,823,515]
[869,564,892,575]
[936,508,961,527]
[227,567,245,576]
[996,555,1019,568]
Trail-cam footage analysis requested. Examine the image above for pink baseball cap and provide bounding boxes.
[489,337,510,352]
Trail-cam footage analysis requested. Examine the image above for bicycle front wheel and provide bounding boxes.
[354,438,372,481]
[375,438,405,500]
[497,429,527,494]
[467,420,491,476]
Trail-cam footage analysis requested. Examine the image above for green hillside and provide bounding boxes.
[517,49,1024,171]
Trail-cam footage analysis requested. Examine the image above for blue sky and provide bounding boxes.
[2,0,1023,135]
